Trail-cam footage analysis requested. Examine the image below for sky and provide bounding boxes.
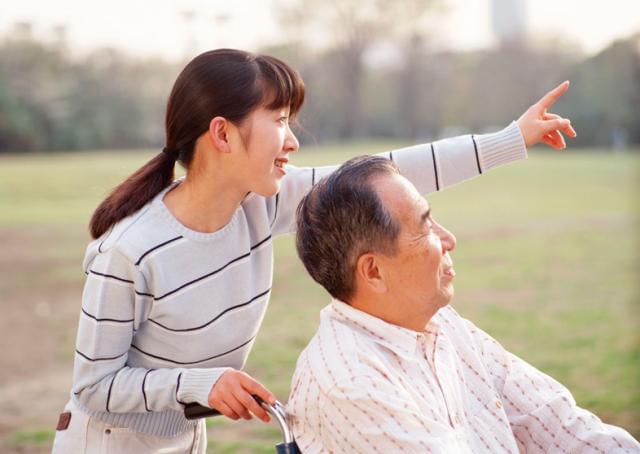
[1,0,639,61]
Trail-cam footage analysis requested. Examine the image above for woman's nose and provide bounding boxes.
[285,126,299,153]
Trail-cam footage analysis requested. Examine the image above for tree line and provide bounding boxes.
[0,24,638,153]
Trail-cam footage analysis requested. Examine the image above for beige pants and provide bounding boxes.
[51,400,207,454]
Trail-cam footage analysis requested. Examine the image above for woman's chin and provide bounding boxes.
[251,180,281,198]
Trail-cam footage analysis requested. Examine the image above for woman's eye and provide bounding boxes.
[279,117,289,124]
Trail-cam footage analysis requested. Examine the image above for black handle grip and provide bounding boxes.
[184,402,222,420]
[184,394,264,420]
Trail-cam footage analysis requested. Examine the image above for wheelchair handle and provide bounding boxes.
[184,395,296,447]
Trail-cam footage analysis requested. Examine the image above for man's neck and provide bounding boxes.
[348,294,435,333]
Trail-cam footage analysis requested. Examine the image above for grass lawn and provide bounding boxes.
[0,144,638,452]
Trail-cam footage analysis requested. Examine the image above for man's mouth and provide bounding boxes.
[442,257,455,277]
[441,253,455,277]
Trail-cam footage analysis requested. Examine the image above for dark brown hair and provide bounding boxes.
[89,48,305,239]
[295,156,401,302]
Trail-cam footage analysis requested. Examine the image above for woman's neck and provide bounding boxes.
[163,170,247,234]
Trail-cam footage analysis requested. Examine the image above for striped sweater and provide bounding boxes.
[69,122,526,437]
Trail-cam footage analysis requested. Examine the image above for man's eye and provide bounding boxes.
[425,218,434,232]
[279,117,289,124]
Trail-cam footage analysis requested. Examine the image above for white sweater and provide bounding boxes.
[69,122,526,437]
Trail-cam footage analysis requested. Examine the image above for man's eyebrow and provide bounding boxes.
[420,208,431,224]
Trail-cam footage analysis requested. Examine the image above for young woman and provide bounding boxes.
[52,48,575,452]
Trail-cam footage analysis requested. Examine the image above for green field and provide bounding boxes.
[0,145,638,452]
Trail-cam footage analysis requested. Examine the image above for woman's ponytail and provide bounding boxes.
[89,150,176,239]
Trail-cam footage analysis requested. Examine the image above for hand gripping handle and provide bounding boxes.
[184,395,299,452]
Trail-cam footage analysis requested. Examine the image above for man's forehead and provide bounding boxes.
[374,175,403,201]
[375,174,430,223]
[416,192,430,209]
[403,179,429,212]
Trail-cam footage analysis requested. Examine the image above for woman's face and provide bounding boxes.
[237,105,300,196]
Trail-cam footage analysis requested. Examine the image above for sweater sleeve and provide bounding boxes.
[268,121,526,236]
[72,241,229,414]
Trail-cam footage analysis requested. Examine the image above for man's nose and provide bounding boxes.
[436,223,456,252]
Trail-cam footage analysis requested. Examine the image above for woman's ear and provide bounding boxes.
[355,253,387,294]
[208,117,232,153]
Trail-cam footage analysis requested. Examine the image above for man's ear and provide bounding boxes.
[208,116,232,153]
[355,253,387,294]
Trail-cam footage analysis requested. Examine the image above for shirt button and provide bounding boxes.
[496,401,503,409]
[454,415,461,425]
[105,429,111,435]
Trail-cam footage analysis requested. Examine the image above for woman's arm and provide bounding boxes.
[72,243,228,414]
[74,241,275,421]
[268,82,575,236]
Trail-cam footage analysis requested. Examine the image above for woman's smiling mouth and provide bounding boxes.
[274,157,288,169]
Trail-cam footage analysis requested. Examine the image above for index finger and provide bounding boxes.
[240,374,277,406]
[236,389,270,422]
[537,80,570,111]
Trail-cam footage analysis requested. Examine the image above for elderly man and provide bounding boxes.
[287,156,639,453]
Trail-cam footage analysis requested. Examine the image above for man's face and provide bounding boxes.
[375,174,457,324]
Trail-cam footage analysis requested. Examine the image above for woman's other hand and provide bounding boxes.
[208,369,277,422]
[517,81,577,150]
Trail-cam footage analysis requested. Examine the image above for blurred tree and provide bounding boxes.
[560,33,640,147]
[0,21,638,153]
[0,23,70,152]
[631,38,640,145]
[0,71,38,151]
[276,0,439,139]
[443,43,577,133]
[394,36,452,141]
[0,24,180,153]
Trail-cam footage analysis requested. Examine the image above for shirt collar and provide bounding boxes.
[325,299,440,358]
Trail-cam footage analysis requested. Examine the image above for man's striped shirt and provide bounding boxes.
[287,301,639,453]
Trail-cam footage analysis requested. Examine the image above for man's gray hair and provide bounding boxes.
[295,155,401,302]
